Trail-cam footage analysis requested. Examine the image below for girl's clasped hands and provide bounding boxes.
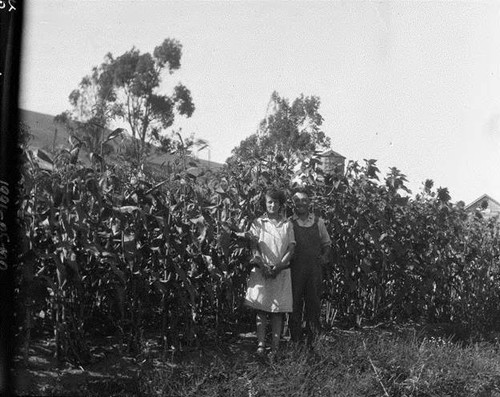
[250,256,280,279]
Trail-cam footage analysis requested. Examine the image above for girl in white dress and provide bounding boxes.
[245,188,295,355]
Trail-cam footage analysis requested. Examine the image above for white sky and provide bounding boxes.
[19,0,500,204]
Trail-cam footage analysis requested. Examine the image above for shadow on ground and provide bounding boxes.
[12,332,261,396]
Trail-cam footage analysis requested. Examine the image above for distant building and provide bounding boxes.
[465,194,500,219]
[319,149,346,175]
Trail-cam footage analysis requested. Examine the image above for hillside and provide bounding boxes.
[19,109,72,152]
[19,109,223,170]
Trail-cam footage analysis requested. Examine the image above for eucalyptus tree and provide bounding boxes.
[58,38,195,162]
[229,91,331,163]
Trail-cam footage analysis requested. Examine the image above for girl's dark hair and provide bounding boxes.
[264,187,286,207]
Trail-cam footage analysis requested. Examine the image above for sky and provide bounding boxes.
[19,0,500,204]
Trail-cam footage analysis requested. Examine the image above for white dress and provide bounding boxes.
[244,215,295,313]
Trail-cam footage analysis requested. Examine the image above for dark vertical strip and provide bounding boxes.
[0,1,24,396]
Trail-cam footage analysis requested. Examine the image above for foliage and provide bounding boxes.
[16,135,257,363]
[319,161,500,330]
[57,38,195,164]
[105,39,195,143]
[15,127,500,364]
[228,91,331,163]
[18,121,33,150]
[54,56,118,156]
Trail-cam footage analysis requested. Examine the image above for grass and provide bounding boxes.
[15,326,500,396]
[136,328,500,397]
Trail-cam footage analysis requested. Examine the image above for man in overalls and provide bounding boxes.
[289,188,332,345]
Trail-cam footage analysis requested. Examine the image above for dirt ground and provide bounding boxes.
[11,332,259,396]
[13,338,141,396]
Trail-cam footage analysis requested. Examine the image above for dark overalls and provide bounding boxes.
[289,216,323,343]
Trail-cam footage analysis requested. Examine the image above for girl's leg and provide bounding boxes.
[270,313,283,352]
[256,311,268,351]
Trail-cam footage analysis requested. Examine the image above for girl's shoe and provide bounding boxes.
[256,345,266,356]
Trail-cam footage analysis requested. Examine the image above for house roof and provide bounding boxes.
[465,193,500,211]
[319,149,346,159]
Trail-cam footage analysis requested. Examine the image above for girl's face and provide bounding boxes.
[265,195,280,215]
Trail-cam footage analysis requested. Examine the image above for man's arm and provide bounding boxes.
[318,218,332,264]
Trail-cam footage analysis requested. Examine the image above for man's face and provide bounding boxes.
[293,192,310,215]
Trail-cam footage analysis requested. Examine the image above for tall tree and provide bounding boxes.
[229,91,330,163]
[59,38,195,159]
